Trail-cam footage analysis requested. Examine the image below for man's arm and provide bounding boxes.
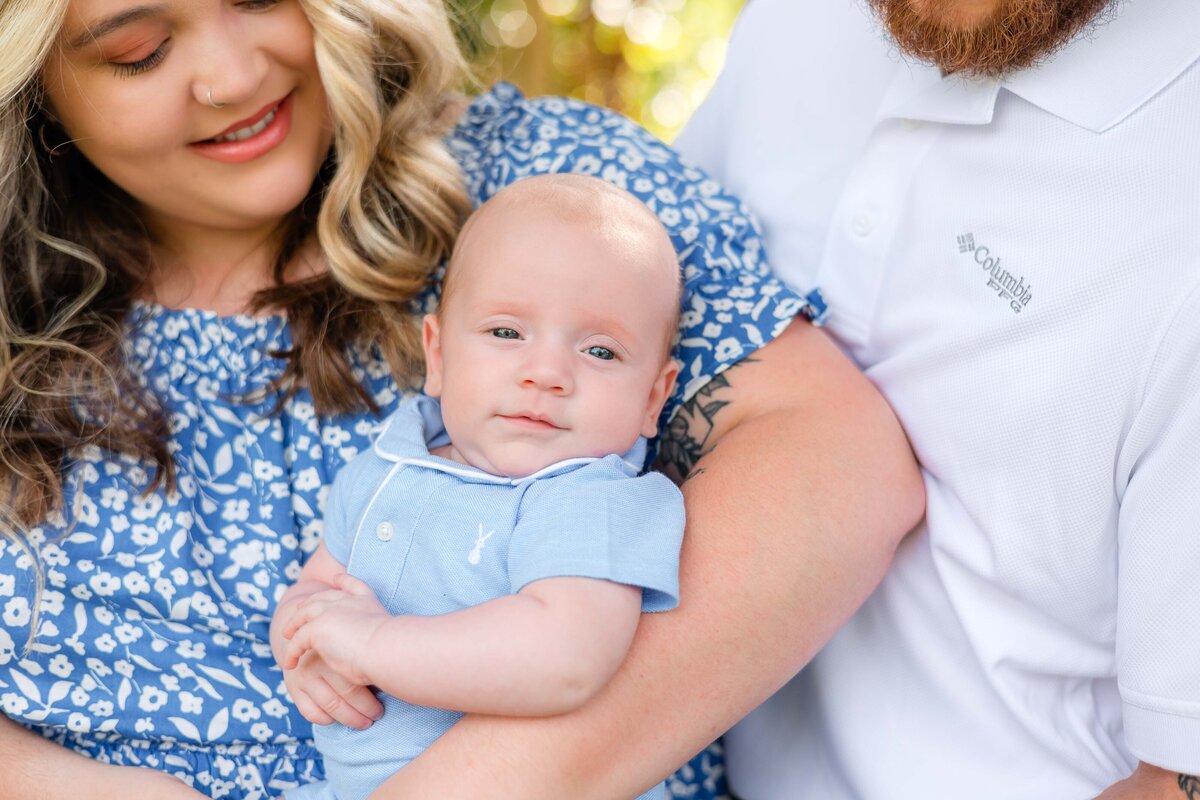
[370,318,925,799]
[1095,763,1199,799]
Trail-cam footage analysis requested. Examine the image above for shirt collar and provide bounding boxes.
[372,394,646,483]
[876,0,1200,132]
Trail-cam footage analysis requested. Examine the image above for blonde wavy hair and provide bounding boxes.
[0,0,471,552]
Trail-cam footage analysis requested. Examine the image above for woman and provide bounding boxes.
[0,0,923,798]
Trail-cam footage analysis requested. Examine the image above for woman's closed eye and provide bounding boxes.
[111,41,170,77]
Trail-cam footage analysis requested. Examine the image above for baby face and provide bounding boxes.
[423,198,680,478]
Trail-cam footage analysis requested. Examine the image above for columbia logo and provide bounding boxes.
[957,233,1032,315]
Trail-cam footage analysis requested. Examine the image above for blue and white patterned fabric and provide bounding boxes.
[291,394,683,800]
[0,83,816,799]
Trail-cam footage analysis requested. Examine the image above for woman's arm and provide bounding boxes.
[0,714,208,799]
[370,319,925,799]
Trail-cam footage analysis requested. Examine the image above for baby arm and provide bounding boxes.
[281,574,643,717]
[271,542,383,728]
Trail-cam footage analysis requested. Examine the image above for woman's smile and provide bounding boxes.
[189,92,294,163]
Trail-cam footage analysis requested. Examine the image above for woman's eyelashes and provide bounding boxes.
[111,41,170,77]
[108,0,284,77]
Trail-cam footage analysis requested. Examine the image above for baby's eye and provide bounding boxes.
[490,328,520,340]
[585,345,616,361]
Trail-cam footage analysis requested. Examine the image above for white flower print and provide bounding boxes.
[180,692,204,714]
[89,573,120,597]
[88,699,114,717]
[261,698,289,719]
[231,698,261,723]
[131,524,159,547]
[39,590,65,615]
[139,686,168,712]
[0,629,14,665]
[2,694,29,715]
[48,654,74,678]
[3,597,31,627]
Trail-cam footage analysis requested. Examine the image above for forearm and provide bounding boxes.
[1095,763,1199,799]
[0,714,200,799]
[362,580,641,716]
[371,321,925,799]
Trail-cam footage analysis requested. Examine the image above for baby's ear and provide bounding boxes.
[422,314,444,397]
[641,358,680,438]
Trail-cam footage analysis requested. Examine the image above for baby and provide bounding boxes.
[272,174,686,800]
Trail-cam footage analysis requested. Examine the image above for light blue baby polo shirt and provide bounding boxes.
[289,395,684,800]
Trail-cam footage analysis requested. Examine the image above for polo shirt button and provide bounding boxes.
[851,211,875,237]
[376,521,395,542]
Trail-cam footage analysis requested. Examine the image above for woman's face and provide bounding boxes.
[41,0,331,238]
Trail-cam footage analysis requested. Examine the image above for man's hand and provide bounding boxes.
[1095,763,1199,799]
[281,573,391,686]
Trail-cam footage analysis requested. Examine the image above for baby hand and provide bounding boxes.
[281,649,382,730]
[280,573,391,686]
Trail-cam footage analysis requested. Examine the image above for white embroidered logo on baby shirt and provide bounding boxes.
[468,523,494,565]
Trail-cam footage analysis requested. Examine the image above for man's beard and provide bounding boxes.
[868,0,1114,76]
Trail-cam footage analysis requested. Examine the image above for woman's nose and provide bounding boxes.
[190,15,270,110]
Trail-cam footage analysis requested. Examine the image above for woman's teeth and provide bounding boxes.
[212,108,277,143]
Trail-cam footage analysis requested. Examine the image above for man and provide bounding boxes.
[675,0,1200,797]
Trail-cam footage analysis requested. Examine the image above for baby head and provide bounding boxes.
[423,173,681,478]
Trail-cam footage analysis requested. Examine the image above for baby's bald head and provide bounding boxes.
[441,174,682,354]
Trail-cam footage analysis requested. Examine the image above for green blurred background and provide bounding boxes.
[456,0,746,142]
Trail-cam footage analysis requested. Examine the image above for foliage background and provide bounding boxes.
[455,0,746,142]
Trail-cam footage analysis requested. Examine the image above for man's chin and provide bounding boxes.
[868,0,1114,77]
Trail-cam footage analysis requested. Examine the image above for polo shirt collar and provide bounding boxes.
[372,394,646,483]
[876,0,1200,132]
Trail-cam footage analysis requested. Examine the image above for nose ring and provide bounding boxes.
[206,87,226,110]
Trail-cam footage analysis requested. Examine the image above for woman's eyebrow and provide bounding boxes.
[66,4,166,50]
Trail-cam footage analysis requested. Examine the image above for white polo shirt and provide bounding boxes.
[676,0,1200,797]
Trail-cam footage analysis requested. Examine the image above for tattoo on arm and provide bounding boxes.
[655,357,758,483]
[1179,774,1200,799]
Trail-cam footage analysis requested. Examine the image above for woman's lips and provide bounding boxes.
[188,93,293,164]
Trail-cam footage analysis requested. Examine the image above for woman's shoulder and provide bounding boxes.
[446,82,703,204]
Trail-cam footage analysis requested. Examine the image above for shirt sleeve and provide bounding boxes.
[447,84,825,437]
[1115,281,1200,774]
[508,459,685,612]
[318,463,356,567]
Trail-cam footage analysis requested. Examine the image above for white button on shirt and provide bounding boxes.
[678,0,1200,797]
[375,521,394,542]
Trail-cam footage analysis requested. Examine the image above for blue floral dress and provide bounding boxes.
[0,84,822,799]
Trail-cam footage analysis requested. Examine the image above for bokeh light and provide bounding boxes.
[459,0,747,141]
